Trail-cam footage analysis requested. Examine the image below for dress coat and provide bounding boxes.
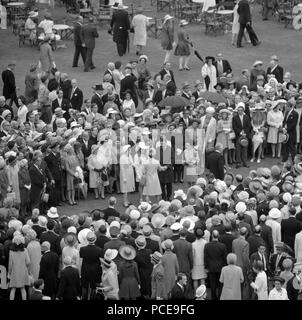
[118,260,141,299]
[232,237,250,273]
[134,247,153,297]
[161,249,179,297]
[26,240,41,281]
[81,22,99,49]
[156,145,174,184]
[267,110,284,144]
[142,158,162,196]
[151,262,166,299]
[40,230,62,256]
[39,42,54,73]
[110,9,130,44]
[281,216,302,250]
[220,264,244,300]
[131,14,149,47]
[57,266,81,300]
[294,231,302,262]
[8,249,30,288]
[174,29,190,56]
[119,153,135,193]
[29,163,46,209]
[39,250,59,297]
[173,238,193,277]
[266,65,284,83]
[206,150,225,180]
[79,244,103,287]
[24,70,39,103]
[204,240,227,273]
[70,87,84,111]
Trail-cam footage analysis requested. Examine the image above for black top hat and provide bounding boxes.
[93,84,103,91]
[205,56,215,62]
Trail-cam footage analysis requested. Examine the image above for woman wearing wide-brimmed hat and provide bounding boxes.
[131,7,149,56]
[118,245,141,300]
[267,100,284,158]
[150,251,166,299]
[134,235,153,298]
[160,14,175,64]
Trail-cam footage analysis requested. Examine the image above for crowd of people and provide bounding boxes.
[2,3,302,300]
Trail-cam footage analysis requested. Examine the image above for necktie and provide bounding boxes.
[262,254,267,271]
[218,61,223,75]
[276,254,281,269]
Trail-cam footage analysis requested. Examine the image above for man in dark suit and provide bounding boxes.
[206,143,225,180]
[143,225,160,253]
[95,225,110,249]
[170,273,187,299]
[102,197,120,221]
[213,53,232,79]
[159,62,175,84]
[110,4,130,56]
[250,244,269,274]
[281,207,302,251]
[40,219,62,256]
[237,0,260,48]
[232,102,252,168]
[259,215,274,255]
[82,16,99,72]
[120,66,137,103]
[51,89,70,115]
[219,224,236,254]
[29,279,46,300]
[72,15,86,68]
[281,99,299,163]
[91,84,104,114]
[204,230,227,300]
[1,62,18,108]
[173,229,193,278]
[163,74,176,96]
[266,55,284,83]
[70,79,83,111]
[57,257,81,300]
[247,225,266,257]
[44,142,62,207]
[153,81,170,106]
[104,62,115,87]
[39,241,59,299]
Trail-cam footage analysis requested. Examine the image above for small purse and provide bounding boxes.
[41,192,49,203]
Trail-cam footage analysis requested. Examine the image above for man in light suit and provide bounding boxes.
[232,227,250,300]
[82,16,99,72]
[72,15,86,68]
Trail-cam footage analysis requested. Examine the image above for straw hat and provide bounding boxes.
[135,235,147,249]
[47,207,59,219]
[253,60,263,67]
[161,239,174,250]
[151,213,166,228]
[151,251,162,264]
[163,14,174,24]
[269,208,281,219]
[249,179,263,194]
[119,245,136,260]
[77,228,91,245]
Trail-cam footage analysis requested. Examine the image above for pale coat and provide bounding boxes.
[191,238,207,280]
[120,153,135,193]
[253,271,268,300]
[265,219,281,246]
[294,231,302,262]
[131,14,149,47]
[27,240,42,281]
[201,63,217,92]
[220,264,244,300]
[161,249,179,297]
[39,42,54,73]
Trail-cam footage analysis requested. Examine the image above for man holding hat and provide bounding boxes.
[91,84,104,113]
[232,102,251,168]
[267,55,283,83]
[2,61,18,108]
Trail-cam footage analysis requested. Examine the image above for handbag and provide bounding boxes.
[41,191,49,203]
[140,174,146,186]
[229,131,236,140]
[130,27,134,33]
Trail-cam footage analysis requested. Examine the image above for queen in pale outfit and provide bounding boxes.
[120,144,135,207]
[216,108,234,168]
[201,56,217,92]
[267,101,284,158]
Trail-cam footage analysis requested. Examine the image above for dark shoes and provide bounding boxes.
[243,163,249,168]
[253,41,261,46]
[237,45,243,48]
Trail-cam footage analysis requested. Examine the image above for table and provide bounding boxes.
[217,9,233,14]
[53,24,73,39]
[7,2,24,6]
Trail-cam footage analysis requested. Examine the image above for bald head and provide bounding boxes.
[240,227,247,237]
[108,62,115,71]
[212,230,219,239]
[255,225,262,234]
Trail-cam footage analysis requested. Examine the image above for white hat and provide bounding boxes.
[139,55,148,62]
[77,228,91,245]
[104,249,118,261]
[67,226,77,234]
[130,209,140,220]
[179,19,189,26]
[195,284,206,298]
[196,177,207,186]
[109,221,121,229]
[253,60,263,67]
[47,207,59,219]
[235,202,247,213]
[237,191,249,202]
[180,218,195,232]
[171,222,182,231]
[138,217,149,228]
[269,208,281,219]
[163,14,174,23]
[174,189,187,200]
[282,192,292,203]
[206,106,215,114]
[70,121,80,129]
[8,219,23,231]
[138,202,152,212]
[121,144,131,154]
[137,141,148,150]
[237,102,245,110]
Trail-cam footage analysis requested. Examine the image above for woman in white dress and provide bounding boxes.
[142,148,165,203]
[120,144,135,207]
[184,143,199,187]
[268,277,288,300]
[201,56,217,92]
[133,142,149,202]
[250,261,268,300]
[192,228,207,292]
[17,96,29,125]
[112,61,124,95]
[198,106,217,175]
[122,90,136,116]
[131,7,149,56]
[267,101,284,158]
